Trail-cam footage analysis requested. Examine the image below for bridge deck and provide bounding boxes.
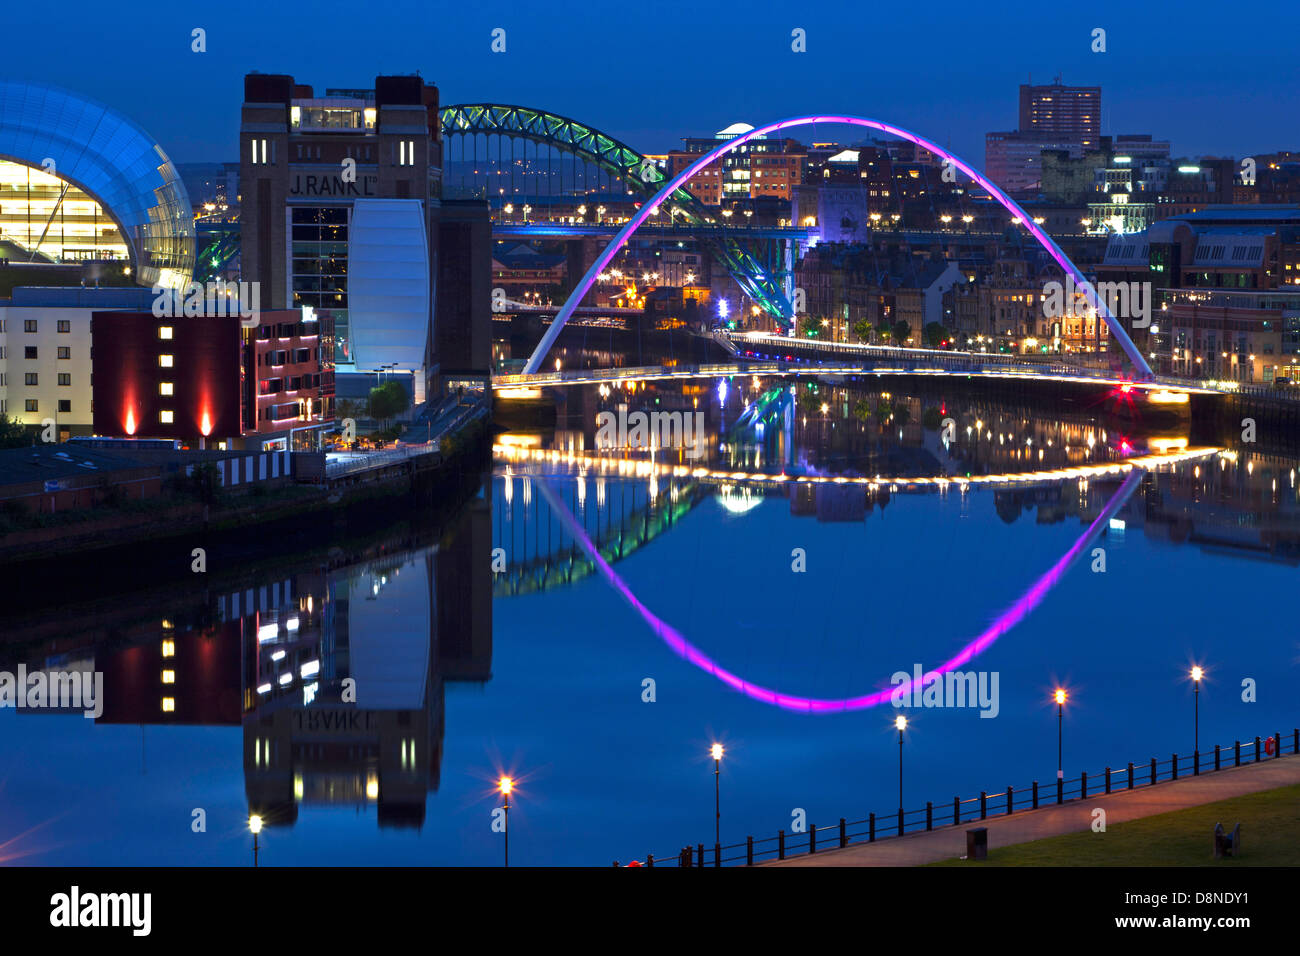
[493,356,1220,395]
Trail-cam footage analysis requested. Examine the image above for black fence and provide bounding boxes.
[623,729,1299,868]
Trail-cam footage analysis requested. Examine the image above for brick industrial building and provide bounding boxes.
[239,73,491,405]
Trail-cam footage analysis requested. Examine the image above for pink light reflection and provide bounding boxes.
[534,470,1143,713]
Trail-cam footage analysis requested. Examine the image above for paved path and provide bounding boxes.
[771,754,1300,866]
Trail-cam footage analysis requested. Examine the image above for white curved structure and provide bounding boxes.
[347,198,430,380]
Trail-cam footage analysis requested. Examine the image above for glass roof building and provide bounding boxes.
[0,81,194,290]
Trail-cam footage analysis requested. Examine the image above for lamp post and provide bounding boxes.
[1191,667,1203,754]
[498,776,512,867]
[711,743,724,846]
[1054,689,1067,801]
[895,715,907,815]
[249,814,262,867]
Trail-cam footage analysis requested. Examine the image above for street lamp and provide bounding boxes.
[1191,666,1204,754]
[498,776,513,867]
[895,715,907,820]
[1054,689,1067,801]
[711,744,724,846]
[249,814,262,867]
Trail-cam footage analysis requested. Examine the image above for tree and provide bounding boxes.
[852,318,873,343]
[875,319,893,343]
[923,322,950,349]
[368,381,409,426]
[892,320,911,345]
[0,413,30,449]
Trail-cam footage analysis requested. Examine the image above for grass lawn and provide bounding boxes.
[930,783,1300,866]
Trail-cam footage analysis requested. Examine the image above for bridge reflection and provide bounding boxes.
[489,377,1293,602]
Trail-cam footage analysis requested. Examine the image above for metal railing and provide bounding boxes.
[625,728,1299,868]
[324,442,439,479]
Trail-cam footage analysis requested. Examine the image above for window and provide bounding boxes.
[25,346,37,359]
[25,399,38,412]
[159,326,174,340]
[398,140,416,166]
[57,320,70,333]
[58,400,71,413]
[160,382,174,396]
[159,410,174,424]
[25,373,38,386]
[58,373,70,386]
[159,354,174,368]
[251,138,271,164]
[55,347,69,360]
[24,320,37,333]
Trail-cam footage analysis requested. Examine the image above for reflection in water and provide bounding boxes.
[3,377,1299,863]
[0,491,492,836]
[530,468,1143,712]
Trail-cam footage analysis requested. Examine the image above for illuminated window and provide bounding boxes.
[160,382,174,396]
[159,326,173,340]
[161,639,175,657]
[159,410,174,424]
[161,697,175,712]
[159,354,174,368]
[161,670,175,684]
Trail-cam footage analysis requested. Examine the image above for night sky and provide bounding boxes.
[8,0,1297,167]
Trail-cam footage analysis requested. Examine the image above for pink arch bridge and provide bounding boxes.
[524,114,1154,381]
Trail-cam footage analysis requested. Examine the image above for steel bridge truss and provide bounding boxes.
[440,104,794,323]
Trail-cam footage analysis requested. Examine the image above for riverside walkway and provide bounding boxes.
[770,753,1300,866]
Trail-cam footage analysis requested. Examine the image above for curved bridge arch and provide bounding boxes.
[526,114,1156,381]
[439,103,792,320]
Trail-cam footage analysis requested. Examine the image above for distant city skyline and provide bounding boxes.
[6,0,1298,170]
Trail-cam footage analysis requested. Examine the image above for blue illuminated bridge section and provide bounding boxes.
[489,222,818,241]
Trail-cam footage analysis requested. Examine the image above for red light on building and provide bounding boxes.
[92,312,242,441]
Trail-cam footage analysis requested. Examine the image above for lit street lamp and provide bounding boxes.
[249,814,262,867]
[1191,666,1204,754]
[895,715,907,819]
[1054,689,1067,802]
[498,776,513,867]
[711,743,724,846]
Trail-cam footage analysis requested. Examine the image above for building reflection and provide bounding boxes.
[0,487,493,832]
[242,494,492,829]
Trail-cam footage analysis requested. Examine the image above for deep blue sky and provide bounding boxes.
[8,1,1298,167]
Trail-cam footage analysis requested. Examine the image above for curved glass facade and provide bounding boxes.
[0,81,194,290]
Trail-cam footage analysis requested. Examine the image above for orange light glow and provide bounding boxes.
[124,408,136,435]
[201,411,213,436]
